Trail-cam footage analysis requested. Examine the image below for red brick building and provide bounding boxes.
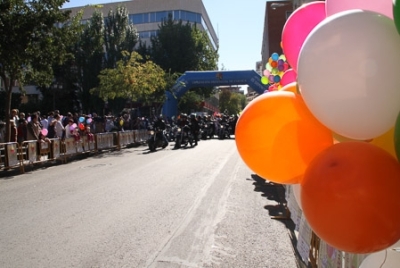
[261,1,293,71]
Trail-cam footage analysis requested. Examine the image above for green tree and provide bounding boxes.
[219,89,246,115]
[74,9,105,113]
[219,89,232,114]
[150,15,219,107]
[151,15,218,73]
[0,0,81,142]
[91,51,167,108]
[104,6,138,69]
[150,16,195,74]
[178,91,203,114]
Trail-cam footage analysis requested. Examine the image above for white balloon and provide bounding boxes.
[297,10,400,140]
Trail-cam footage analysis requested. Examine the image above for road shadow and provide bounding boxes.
[250,173,307,268]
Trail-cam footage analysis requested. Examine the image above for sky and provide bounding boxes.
[63,0,268,72]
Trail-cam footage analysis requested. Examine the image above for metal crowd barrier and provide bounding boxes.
[0,142,22,172]
[117,130,135,149]
[0,130,148,175]
[95,132,117,151]
[134,129,148,143]
[19,140,53,169]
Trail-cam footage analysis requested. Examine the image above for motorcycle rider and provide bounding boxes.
[177,113,189,128]
[174,113,194,148]
[189,114,199,146]
[154,114,169,148]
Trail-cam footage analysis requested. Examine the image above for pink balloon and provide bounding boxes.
[41,128,48,137]
[326,0,392,19]
[263,69,270,77]
[281,1,326,73]
[280,69,297,87]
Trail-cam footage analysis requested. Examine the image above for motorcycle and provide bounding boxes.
[201,122,214,140]
[174,125,194,149]
[147,126,168,152]
[218,122,232,140]
[164,123,175,142]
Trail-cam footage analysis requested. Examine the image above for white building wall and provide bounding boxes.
[66,0,218,50]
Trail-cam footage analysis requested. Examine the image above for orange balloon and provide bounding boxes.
[235,91,333,184]
[301,142,400,253]
[271,61,278,68]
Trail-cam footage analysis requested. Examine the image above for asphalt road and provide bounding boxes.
[0,138,299,268]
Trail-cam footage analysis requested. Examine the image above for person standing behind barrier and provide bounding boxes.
[11,109,19,127]
[27,113,42,141]
[84,126,94,142]
[0,121,5,143]
[65,119,75,139]
[10,120,17,142]
[47,117,57,139]
[132,117,140,130]
[62,112,73,127]
[54,114,64,139]
[40,113,48,130]
[17,118,27,144]
[91,113,104,134]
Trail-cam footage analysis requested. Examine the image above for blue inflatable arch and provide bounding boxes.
[162,70,269,117]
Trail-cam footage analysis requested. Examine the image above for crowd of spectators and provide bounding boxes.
[0,109,154,144]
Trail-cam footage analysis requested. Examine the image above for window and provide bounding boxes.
[150,12,156,23]
[174,10,180,20]
[156,11,168,22]
[131,14,143,24]
[132,10,202,25]
[138,31,149,39]
[186,11,196,23]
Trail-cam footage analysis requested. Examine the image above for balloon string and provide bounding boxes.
[379,249,387,268]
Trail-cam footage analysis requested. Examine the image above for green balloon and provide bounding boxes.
[261,76,269,85]
[395,111,400,161]
[394,0,400,35]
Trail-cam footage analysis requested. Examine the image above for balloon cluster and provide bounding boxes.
[261,52,290,91]
[236,0,400,258]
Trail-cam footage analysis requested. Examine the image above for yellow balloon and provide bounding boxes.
[332,128,396,158]
[279,82,299,94]
[332,132,364,144]
[369,128,396,158]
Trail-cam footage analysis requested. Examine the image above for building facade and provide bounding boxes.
[67,0,218,51]
[261,0,293,73]
[248,0,325,103]
[261,0,325,70]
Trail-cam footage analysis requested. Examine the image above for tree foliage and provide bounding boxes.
[178,91,204,114]
[73,9,105,113]
[219,89,246,115]
[103,6,138,69]
[150,15,219,104]
[0,0,82,141]
[91,51,167,105]
[71,5,139,113]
